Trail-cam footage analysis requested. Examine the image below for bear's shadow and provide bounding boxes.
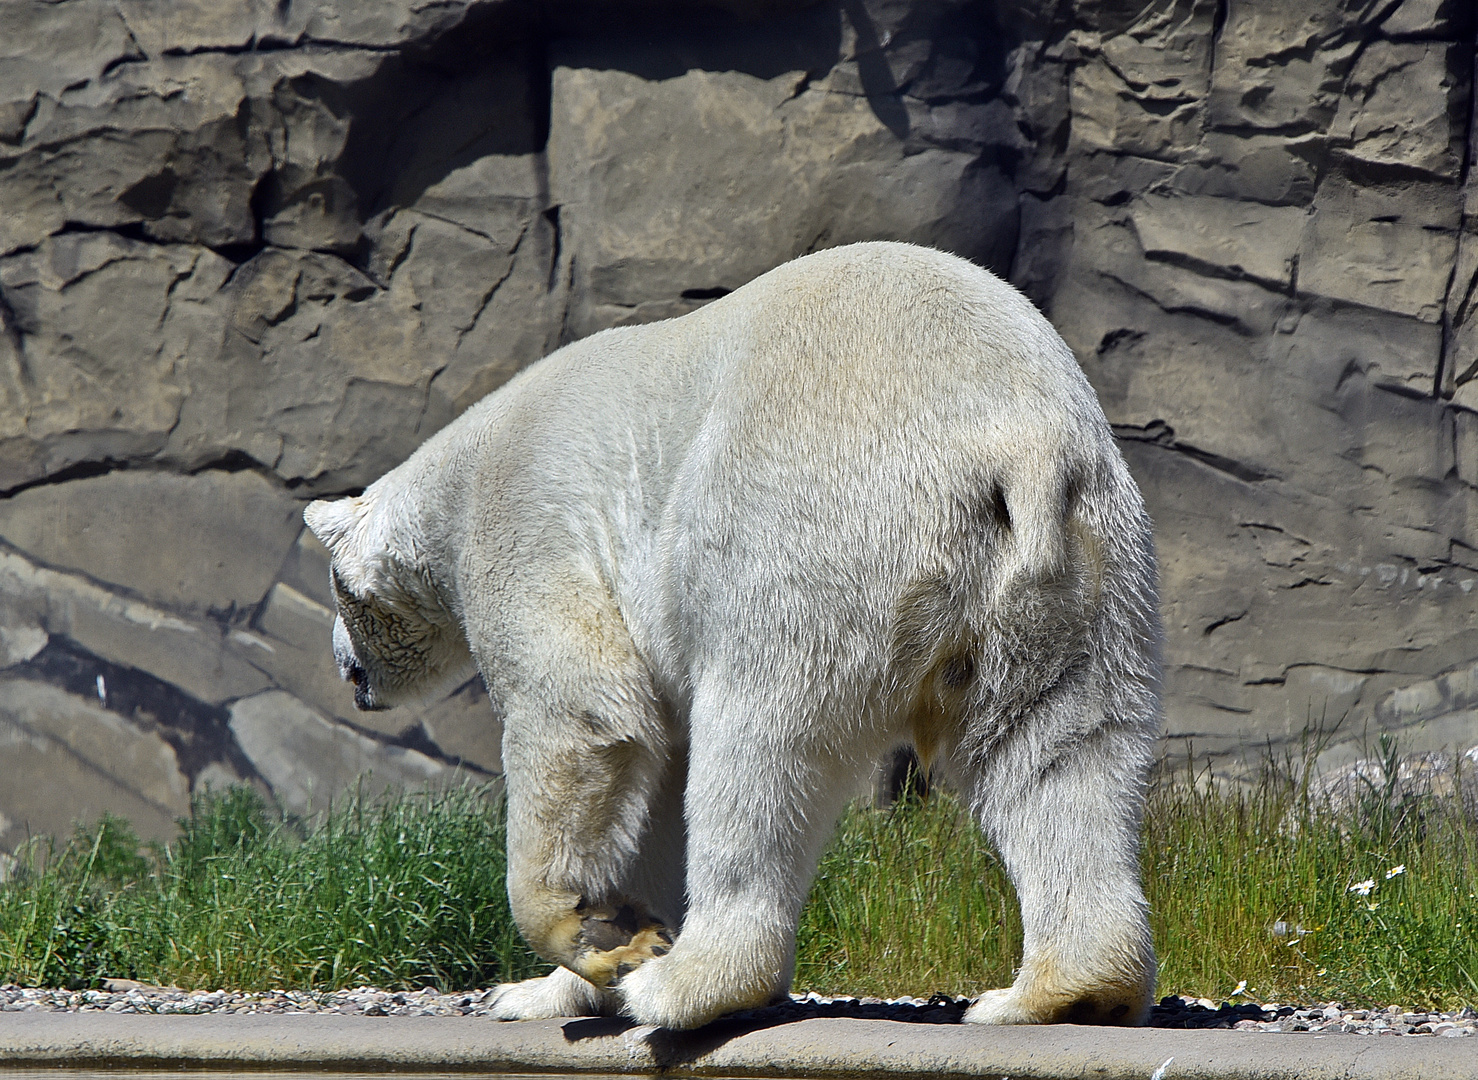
[562,997,968,1065]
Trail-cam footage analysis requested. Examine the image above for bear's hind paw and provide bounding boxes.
[964,985,1145,1026]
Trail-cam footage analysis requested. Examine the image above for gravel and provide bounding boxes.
[1147,995,1477,1037]
[0,984,1472,1036]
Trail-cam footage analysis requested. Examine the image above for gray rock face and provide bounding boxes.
[0,0,1473,839]
[226,691,472,818]
[0,679,191,851]
[1035,0,1477,771]
[0,470,302,615]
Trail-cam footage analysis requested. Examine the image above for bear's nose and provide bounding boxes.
[353,679,388,712]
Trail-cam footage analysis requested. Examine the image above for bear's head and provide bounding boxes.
[304,494,474,711]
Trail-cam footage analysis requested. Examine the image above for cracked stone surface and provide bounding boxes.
[0,0,1475,845]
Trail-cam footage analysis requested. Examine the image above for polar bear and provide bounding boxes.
[304,241,1161,1030]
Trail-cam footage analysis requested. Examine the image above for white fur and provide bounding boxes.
[306,242,1162,1030]
[488,964,619,1020]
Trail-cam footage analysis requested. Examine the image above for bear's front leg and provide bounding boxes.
[487,585,688,1018]
[501,763,683,1007]
[962,719,1156,1026]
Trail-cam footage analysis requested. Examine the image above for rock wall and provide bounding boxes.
[1034,0,1478,778]
[0,0,1473,847]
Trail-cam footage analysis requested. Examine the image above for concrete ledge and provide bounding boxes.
[1,1013,1475,1079]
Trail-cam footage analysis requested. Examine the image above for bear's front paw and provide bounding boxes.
[488,968,617,1020]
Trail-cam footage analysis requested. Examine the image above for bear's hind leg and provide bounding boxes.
[961,697,1156,1026]
[617,676,867,1030]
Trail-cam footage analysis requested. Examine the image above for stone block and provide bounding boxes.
[283,0,487,50]
[1128,193,1305,287]
[1377,676,1448,725]
[0,469,302,616]
[419,679,502,774]
[165,221,552,491]
[1456,410,1478,488]
[0,718,183,851]
[256,582,333,652]
[0,234,228,490]
[0,1,140,127]
[1379,0,1468,35]
[1171,134,1319,208]
[112,0,259,55]
[1052,266,1300,479]
[1297,175,1460,324]
[276,529,334,610]
[117,0,486,54]
[1375,659,1478,729]
[227,691,463,817]
[0,678,190,816]
[1387,710,1478,756]
[1011,192,1074,308]
[0,624,46,669]
[1275,303,1443,405]
[0,548,270,705]
[0,55,270,254]
[1445,230,1478,397]
[1331,41,1468,181]
[1282,665,1369,734]
[549,36,1016,337]
[237,583,373,727]
[0,679,190,849]
[1068,0,1215,162]
[1163,664,1253,720]
[1208,2,1365,134]
[1453,380,1478,415]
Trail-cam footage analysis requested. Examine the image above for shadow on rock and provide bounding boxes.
[562,994,969,1062]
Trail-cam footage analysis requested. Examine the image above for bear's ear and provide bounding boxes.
[304,497,367,552]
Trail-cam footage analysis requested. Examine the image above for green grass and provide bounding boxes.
[800,751,1478,1010]
[795,787,1020,996]
[0,784,541,990]
[2,760,1476,1009]
[1144,751,1478,1010]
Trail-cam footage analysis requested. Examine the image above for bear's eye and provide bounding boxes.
[331,567,358,609]
[331,568,376,638]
